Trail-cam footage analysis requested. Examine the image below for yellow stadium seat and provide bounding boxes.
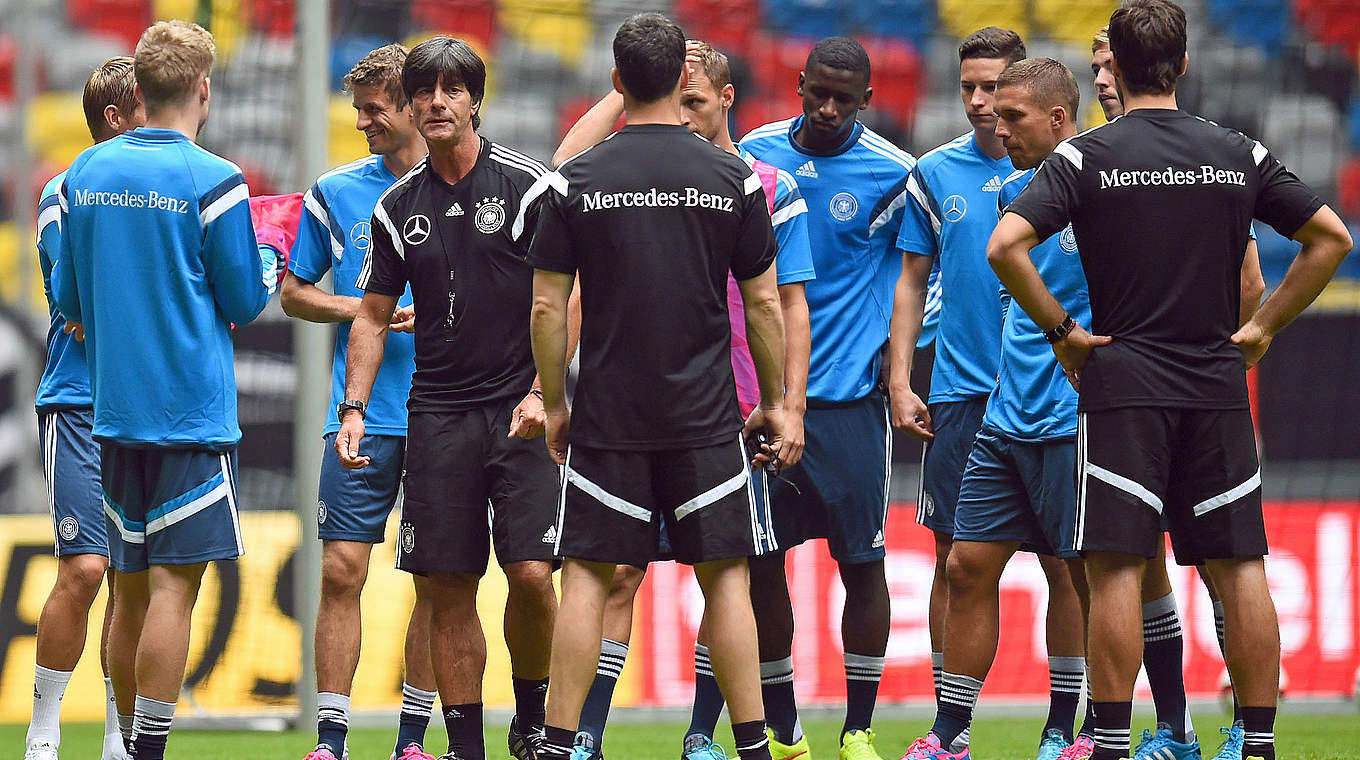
[1035,0,1118,47]
[1084,99,1108,131]
[27,93,90,167]
[328,95,371,169]
[0,221,44,308]
[498,0,590,66]
[937,0,1031,43]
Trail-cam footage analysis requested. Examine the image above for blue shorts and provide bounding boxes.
[918,398,988,535]
[766,391,890,564]
[953,426,1079,558]
[101,444,244,573]
[319,433,405,543]
[38,408,108,557]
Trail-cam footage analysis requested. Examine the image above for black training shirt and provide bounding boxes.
[517,124,777,450]
[359,138,547,412]
[1006,109,1322,411]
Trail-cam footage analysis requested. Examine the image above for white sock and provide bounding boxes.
[26,665,72,749]
[102,678,126,760]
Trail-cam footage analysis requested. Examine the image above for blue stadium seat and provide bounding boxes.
[851,0,933,49]
[1349,97,1360,151]
[331,34,388,91]
[1208,0,1287,56]
[761,0,849,40]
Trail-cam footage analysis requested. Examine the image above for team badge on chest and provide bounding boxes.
[474,196,506,234]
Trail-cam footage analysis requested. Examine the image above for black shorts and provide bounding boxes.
[1076,407,1265,565]
[398,400,560,576]
[556,435,760,567]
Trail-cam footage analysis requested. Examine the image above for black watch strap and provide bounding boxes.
[338,399,367,419]
[1043,315,1076,344]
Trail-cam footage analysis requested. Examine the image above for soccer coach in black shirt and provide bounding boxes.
[986,2,1353,759]
[519,13,786,760]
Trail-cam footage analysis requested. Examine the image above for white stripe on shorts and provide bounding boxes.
[566,461,652,522]
[673,462,748,521]
[1191,468,1261,516]
[1084,461,1164,515]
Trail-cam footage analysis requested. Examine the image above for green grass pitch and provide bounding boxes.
[6,712,1360,760]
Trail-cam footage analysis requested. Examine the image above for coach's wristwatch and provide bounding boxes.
[337,399,367,420]
[1043,314,1076,344]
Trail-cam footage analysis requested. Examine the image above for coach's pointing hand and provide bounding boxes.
[508,390,547,439]
[336,410,370,470]
[1051,323,1112,391]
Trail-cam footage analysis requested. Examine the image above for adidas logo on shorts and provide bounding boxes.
[871,530,885,549]
[541,525,557,544]
[795,160,818,179]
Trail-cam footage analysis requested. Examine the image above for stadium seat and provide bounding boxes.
[761,0,848,40]
[328,94,370,168]
[852,0,933,49]
[676,0,761,53]
[331,34,388,91]
[1348,97,1360,150]
[243,0,294,37]
[860,36,923,125]
[1337,158,1360,221]
[0,36,13,102]
[67,0,151,49]
[26,92,89,167]
[557,95,626,141]
[1033,0,1117,48]
[936,0,1029,43]
[1296,0,1360,60]
[412,0,496,45]
[747,33,815,105]
[498,0,591,67]
[1207,0,1287,56]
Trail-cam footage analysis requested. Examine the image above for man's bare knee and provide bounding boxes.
[320,541,371,600]
[55,553,110,602]
[505,560,555,598]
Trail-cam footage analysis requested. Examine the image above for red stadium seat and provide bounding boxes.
[1296,0,1360,59]
[748,33,815,103]
[245,0,295,38]
[1338,158,1360,220]
[860,36,922,125]
[557,95,625,141]
[0,36,14,102]
[67,0,152,49]
[676,0,761,53]
[412,0,496,46]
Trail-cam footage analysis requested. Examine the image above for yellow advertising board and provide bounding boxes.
[0,512,639,723]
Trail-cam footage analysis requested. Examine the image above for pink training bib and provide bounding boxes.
[728,158,780,417]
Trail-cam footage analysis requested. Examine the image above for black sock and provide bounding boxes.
[540,725,575,759]
[1089,701,1132,760]
[686,644,724,740]
[394,683,436,754]
[1077,669,1096,738]
[1142,593,1190,741]
[759,657,800,744]
[842,652,884,736]
[931,671,982,748]
[731,720,772,760]
[131,733,167,760]
[1241,706,1276,760]
[441,702,484,759]
[577,639,627,749]
[511,677,549,730]
[1045,656,1083,743]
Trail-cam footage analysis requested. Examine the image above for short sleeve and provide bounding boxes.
[731,171,777,281]
[291,184,335,283]
[1004,145,1081,242]
[771,175,814,284]
[896,166,940,258]
[1251,142,1323,240]
[359,202,408,296]
[524,182,576,275]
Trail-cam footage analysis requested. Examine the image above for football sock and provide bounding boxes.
[931,671,982,749]
[759,657,801,744]
[732,720,773,760]
[1213,599,1243,723]
[686,643,724,740]
[1045,656,1084,743]
[103,678,124,760]
[1143,592,1193,742]
[1088,701,1132,760]
[441,702,483,759]
[1241,706,1276,760]
[931,651,944,701]
[843,652,884,736]
[26,664,71,749]
[117,713,134,743]
[1078,664,1096,737]
[577,638,627,748]
[316,691,350,757]
[130,695,175,760]
[511,676,549,730]
[394,682,437,754]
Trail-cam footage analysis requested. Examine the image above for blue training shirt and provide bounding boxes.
[985,168,1090,440]
[898,132,1013,404]
[738,145,817,285]
[54,127,273,448]
[35,170,91,411]
[740,116,916,403]
[293,155,416,437]
[919,258,941,348]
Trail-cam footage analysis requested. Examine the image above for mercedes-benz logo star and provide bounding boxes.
[403,214,431,245]
[943,194,967,223]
